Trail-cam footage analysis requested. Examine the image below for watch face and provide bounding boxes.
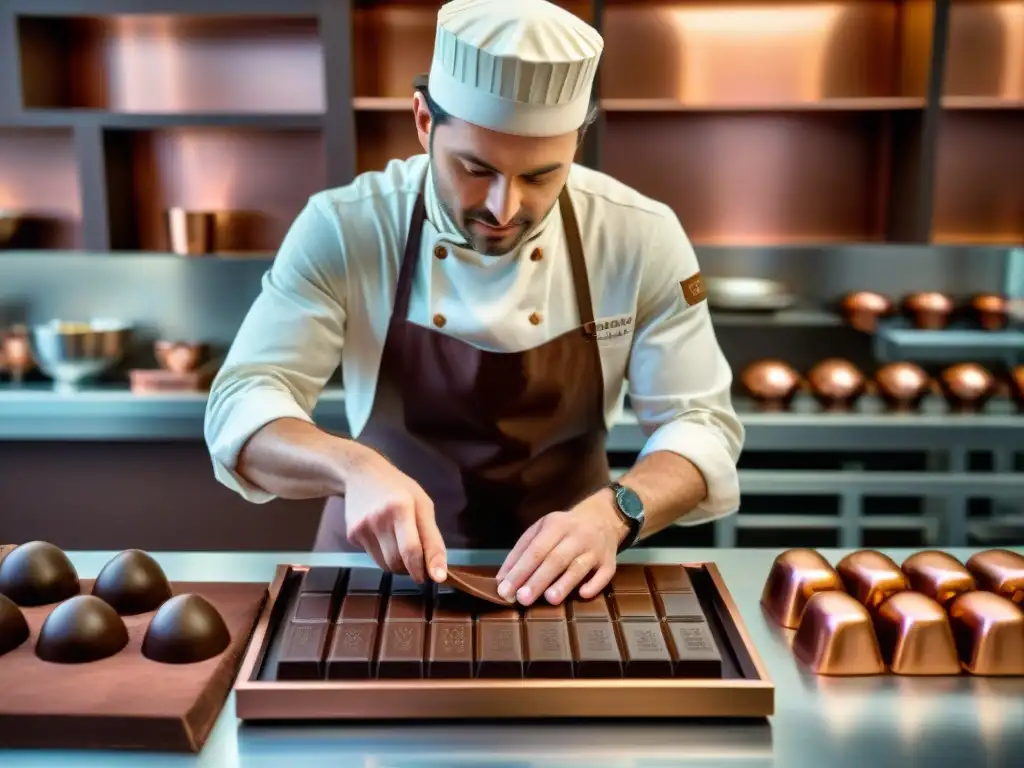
[616,485,644,521]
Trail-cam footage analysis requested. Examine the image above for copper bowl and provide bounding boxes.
[1009,365,1024,412]
[807,358,867,411]
[937,363,995,412]
[903,292,954,330]
[970,294,1008,331]
[740,359,803,411]
[873,362,933,412]
[154,341,207,374]
[840,291,893,333]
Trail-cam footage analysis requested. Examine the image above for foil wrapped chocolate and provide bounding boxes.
[740,359,803,411]
[807,358,867,411]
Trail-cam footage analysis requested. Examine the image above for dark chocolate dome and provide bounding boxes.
[92,549,172,615]
[36,595,130,664]
[0,593,30,657]
[0,541,80,607]
[142,593,230,664]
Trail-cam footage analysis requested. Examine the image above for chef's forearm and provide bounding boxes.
[620,450,709,539]
[235,417,377,500]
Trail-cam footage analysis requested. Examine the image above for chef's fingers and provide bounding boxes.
[369,505,407,573]
[392,504,426,583]
[353,530,388,573]
[577,562,616,600]
[543,551,597,605]
[515,537,582,606]
[415,491,447,583]
[496,515,562,603]
[496,517,544,581]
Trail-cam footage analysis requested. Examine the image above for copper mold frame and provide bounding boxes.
[233,562,774,721]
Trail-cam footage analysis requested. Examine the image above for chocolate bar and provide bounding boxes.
[569,620,623,677]
[476,621,524,678]
[299,567,341,595]
[428,620,473,678]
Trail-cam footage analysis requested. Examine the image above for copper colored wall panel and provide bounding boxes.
[944,1,1024,100]
[356,112,425,175]
[932,111,1024,244]
[0,129,82,249]
[129,128,326,253]
[601,112,890,245]
[600,1,928,105]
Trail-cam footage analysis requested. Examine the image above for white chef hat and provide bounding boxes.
[427,0,604,137]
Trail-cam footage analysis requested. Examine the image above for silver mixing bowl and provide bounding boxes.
[31,319,133,386]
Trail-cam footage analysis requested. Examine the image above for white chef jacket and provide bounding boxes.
[204,153,745,525]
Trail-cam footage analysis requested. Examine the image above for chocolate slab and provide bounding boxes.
[612,591,658,621]
[277,621,329,680]
[655,590,706,620]
[0,578,266,752]
[569,619,623,677]
[327,621,377,679]
[299,566,342,595]
[618,621,673,677]
[664,621,723,677]
[338,593,380,622]
[648,565,695,593]
[610,565,651,594]
[293,593,333,622]
[428,620,473,678]
[476,620,524,678]
[444,567,505,606]
[378,621,426,678]
[569,594,612,621]
[525,620,574,678]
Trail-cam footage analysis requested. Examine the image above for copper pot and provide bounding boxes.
[840,291,893,333]
[937,363,995,413]
[154,340,207,374]
[807,358,867,411]
[740,359,803,411]
[970,294,1008,331]
[1,326,34,382]
[903,292,954,330]
[873,362,933,412]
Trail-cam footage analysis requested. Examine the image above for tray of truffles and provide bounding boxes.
[762,547,1024,676]
[233,562,774,721]
[0,541,267,752]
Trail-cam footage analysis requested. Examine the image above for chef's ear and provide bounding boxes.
[412,91,433,153]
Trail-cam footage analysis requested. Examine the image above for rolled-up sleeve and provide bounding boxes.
[204,197,347,503]
[627,207,744,525]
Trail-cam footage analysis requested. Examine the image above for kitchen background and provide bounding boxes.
[0,0,1021,553]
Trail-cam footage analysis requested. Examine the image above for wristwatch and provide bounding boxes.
[609,481,645,552]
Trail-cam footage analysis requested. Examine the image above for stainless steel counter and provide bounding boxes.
[1,547,1021,767]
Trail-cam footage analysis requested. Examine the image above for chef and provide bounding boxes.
[204,0,744,607]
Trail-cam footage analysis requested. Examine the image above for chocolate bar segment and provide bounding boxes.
[299,566,341,595]
[610,565,650,594]
[525,602,566,621]
[378,621,425,678]
[433,592,475,622]
[326,621,378,679]
[277,622,329,680]
[655,590,706,621]
[337,593,380,622]
[569,594,611,621]
[525,620,573,678]
[612,591,658,621]
[293,593,333,622]
[475,621,524,678]
[347,568,384,594]
[836,550,909,611]
[618,621,673,677]
[663,621,722,677]
[477,607,520,622]
[389,574,422,595]
[569,620,623,677]
[385,594,427,622]
[648,565,694,593]
[428,620,473,678]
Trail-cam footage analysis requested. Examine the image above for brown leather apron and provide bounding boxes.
[314,181,611,551]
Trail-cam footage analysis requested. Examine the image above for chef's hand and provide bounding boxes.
[494,496,629,606]
[343,451,447,584]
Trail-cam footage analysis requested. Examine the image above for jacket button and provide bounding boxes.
[530,248,543,262]
[529,312,543,326]
[433,245,447,259]
[433,313,447,328]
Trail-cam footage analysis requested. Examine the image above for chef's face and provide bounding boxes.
[414,94,578,256]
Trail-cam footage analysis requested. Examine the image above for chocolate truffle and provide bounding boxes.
[0,593,30,657]
[36,595,130,664]
[0,541,81,607]
[92,549,173,615]
[142,593,231,664]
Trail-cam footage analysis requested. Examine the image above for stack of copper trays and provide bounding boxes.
[761,548,1024,676]
[232,562,775,721]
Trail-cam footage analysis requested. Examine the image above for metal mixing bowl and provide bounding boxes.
[705,277,795,311]
[31,319,133,386]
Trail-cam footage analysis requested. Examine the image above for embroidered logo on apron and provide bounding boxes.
[583,315,634,343]
[681,272,707,306]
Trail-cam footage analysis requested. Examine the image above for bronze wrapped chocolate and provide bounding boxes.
[970,293,1008,331]
[836,550,909,611]
[872,591,961,676]
[873,362,933,412]
[947,591,1024,676]
[840,291,893,332]
[234,562,774,720]
[937,363,996,413]
[966,549,1024,606]
[792,591,885,675]
[761,548,844,629]
[900,550,976,608]
[903,292,955,330]
[740,359,803,411]
[806,358,867,411]
[0,542,267,752]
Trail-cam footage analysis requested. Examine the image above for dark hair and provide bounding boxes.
[412,73,597,145]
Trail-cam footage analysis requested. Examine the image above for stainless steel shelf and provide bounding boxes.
[873,323,1024,364]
